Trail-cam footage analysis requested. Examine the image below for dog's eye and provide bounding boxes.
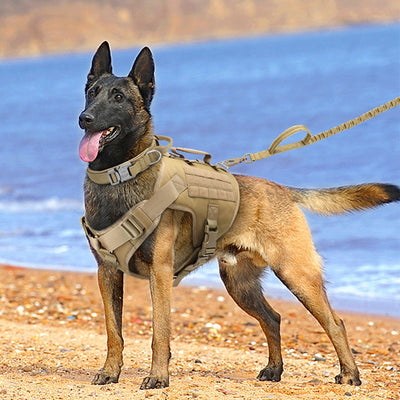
[88,89,95,99]
[114,93,124,102]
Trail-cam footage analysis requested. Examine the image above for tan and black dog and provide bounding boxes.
[78,42,400,389]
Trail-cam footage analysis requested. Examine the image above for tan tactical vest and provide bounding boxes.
[81,136,240,286]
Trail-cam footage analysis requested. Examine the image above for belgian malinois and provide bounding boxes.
[78,41,399,389]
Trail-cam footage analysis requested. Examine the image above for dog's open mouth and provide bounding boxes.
[79,126,120,162]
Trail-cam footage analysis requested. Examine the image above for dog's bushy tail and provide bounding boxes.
[289,183,400,215]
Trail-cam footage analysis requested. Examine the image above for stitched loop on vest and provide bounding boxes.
[171,147,212,164]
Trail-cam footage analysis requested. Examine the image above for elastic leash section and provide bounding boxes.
[221,97,400,169]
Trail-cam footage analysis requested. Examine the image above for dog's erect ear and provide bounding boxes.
[128,47,155,109]
[87,41,112,83]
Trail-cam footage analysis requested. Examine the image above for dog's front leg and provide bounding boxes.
[92,262,124,385]
[141,215,175,389]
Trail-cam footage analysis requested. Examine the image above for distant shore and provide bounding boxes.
[0,0,399,59]
[0,264,399,399]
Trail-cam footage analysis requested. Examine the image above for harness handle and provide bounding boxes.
[221,96,400,169]
[171,146,212,164]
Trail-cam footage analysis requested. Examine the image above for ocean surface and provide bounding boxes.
[0,24,399,316]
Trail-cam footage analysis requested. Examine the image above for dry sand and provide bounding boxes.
[0,265,398,399]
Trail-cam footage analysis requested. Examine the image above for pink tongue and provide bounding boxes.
[79,131,106,162]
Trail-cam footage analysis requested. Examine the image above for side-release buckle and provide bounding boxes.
[121,215,144,239]
[108,162,133,185]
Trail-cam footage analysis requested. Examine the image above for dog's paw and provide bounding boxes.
[92,370,119,385]
[335,372,361,386]
[257,366,283,382]
[140,376,169,390]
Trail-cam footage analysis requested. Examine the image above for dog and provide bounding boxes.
[78,41,400,389]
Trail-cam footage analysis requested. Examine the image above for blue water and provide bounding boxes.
[1,24,399,316]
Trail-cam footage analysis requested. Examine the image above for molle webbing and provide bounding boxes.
[82,142,240,286]
[161,156,239,248]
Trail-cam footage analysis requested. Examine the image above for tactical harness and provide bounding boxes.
[81,97,400,286]
[81,136,240,286]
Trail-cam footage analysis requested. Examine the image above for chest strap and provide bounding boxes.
[81,174,186,275]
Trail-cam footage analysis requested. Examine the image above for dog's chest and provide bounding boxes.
[84,173,157,231]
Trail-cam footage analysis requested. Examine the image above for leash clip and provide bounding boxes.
[108,161,133,185]
[243,153,253,163]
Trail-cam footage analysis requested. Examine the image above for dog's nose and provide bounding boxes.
[79,112,95,129]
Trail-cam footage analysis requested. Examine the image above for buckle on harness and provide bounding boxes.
[107,150,162,185]
[121,215,145,239]
[108,162,133,185]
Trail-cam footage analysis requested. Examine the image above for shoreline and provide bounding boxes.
[2,260,399,318]
[184,274,400,319]
[0,264,399,399]
[1,22,399,64]
[1,0,399,59]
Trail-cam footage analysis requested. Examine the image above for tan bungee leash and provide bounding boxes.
[220,97,400,169]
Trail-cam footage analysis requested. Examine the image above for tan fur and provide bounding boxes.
[289,183,396,214]
[217,177,319,272]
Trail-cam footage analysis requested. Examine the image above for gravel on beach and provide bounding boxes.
[0,265,399,399]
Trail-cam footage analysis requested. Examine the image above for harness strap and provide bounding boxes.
[172,203,219,286]
[86,135,173,185]
[221,96,400,168]
[81,174,186,273]
[82,178,223,285]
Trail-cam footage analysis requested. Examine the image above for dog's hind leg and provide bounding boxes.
[272,252,361,386]
[218,251,283,382]
[92,263,124,385]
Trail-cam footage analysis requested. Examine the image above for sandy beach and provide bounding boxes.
[0,264,398,399]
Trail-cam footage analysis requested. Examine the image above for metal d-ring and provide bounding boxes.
[147,149,162,165]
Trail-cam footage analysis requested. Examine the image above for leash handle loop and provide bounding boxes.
[222,125,311,168]
[268,124,312,154]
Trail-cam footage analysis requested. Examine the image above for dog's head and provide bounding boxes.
[78,42,155,167]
